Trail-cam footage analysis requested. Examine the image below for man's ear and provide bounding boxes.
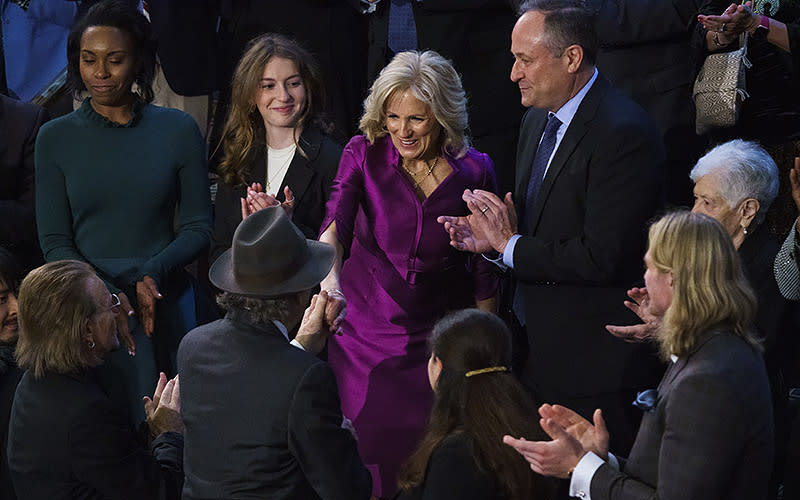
[563,44,584,73]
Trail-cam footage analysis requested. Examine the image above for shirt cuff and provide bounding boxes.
[290,339,306,351]
[502,234,522,268]
[607,452,619,470]
[569,452,605,499]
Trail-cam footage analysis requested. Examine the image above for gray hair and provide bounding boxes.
[518,0,598,64]
[216,292,293,326]
[690,139,779,226]
[359,50,470,158]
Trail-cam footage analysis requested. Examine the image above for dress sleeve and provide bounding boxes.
[139,115,212,285]
[470,153,500,301]
[319,137,367,256]
[287,362,372,500]
[210,179,241,264]
[35,124,121,293]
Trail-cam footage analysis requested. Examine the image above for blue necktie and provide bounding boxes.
[388,0,417,54]
[514,113,561,326]
[523,113,562,229]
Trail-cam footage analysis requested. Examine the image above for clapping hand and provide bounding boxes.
[143,372,183,436]
[606,287,661,343]
[503,404,609,478]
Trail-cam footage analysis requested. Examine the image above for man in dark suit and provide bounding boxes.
[439,0,665,454]
[0,95,48,272]
[354,0,524,193]
[177,206,370,500]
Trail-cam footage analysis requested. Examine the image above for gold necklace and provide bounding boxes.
[403,157,439,188]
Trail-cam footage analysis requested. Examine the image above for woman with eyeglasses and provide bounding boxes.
[7,260,184,499]
[504,211,773,500]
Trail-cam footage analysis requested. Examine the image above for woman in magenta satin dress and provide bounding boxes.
[319,50,498,498]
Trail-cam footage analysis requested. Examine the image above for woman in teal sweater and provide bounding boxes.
[34,0,211,419]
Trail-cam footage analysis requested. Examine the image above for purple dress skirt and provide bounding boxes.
[320,135,498,497]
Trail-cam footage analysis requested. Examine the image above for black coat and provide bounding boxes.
[7,368,184,500]
[210,125,342,262]
[177,311,371,500]
[0,95,48,271]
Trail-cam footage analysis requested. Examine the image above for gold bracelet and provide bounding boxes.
[712,31,732,47]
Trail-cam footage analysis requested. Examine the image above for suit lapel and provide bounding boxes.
[277,127,321,203]
[525,75,611,234]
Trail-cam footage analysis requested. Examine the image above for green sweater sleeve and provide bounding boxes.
[138,113,212,287]
[35,124,122,293]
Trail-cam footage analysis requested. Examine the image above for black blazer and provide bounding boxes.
[7,368,184,500]
[0,95,48,271]
[211,125,342,262]
[177,311,371,500]
[590,331,773,499]
[512,73,666,403]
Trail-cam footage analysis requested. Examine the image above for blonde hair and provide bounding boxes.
[15,261,101,378]
[648,211,759,359]
[217,33,327,186]
[359,50,470,158]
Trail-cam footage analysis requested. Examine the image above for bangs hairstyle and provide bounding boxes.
[689,139,779,227]
[398,309,553,500]
[359,50,470,158]
[518,0,598,64]
[66,0,157,102]
[15,261,101,379]
[217,33,328,186]
[648,211,759,359]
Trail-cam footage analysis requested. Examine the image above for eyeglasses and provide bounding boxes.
[109,293,121,310]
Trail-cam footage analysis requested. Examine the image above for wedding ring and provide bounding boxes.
[481,205,490,214]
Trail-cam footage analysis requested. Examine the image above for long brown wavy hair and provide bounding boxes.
[398,309,555,500]
[217,33,329,186]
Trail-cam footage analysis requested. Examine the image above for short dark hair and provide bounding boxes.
[66,0,157,102]
[519,0,598,64]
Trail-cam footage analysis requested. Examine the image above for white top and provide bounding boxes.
[266,143,297,196]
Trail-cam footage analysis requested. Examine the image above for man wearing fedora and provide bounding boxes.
[177,206,371,500]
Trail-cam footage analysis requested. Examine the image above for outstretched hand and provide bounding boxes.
[539,404,609,460]
[437,190,517,254]
[295,291,335,355]
[503,417,586,478]
[606,287,661,343]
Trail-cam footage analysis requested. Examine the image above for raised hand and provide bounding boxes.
[539,404,609,460]
[143,372,184,436]
[606,286,660,343]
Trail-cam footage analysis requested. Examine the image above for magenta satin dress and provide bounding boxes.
[320,135,498,497]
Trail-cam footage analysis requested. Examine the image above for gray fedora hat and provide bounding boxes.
[209,206,335,298]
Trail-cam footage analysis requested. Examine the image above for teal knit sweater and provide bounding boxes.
[35,99,211,293]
